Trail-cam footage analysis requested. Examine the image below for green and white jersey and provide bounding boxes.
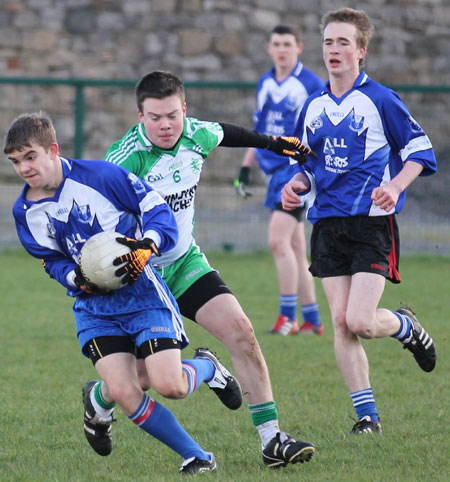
[105,117,224,268]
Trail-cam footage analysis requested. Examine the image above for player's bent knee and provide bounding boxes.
[224,317,263,363]
[353,326,375,339]
[107,382,142,411]
[331,312,348,333]
[346,317,375,339]
[224,314,255,345]
[152,379,187,399]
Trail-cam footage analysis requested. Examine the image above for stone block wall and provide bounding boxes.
[0,0,449,182]
[1,0,449,82]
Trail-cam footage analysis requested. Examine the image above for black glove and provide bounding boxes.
[74,264,111,295]
[233,166,252,198]
[115,237,161,256]
[266,136,317,165]
[113,237,160,285]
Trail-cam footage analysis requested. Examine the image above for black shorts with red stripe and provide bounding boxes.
[309,215,401,283]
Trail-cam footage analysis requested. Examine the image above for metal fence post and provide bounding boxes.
[74,82,85,159]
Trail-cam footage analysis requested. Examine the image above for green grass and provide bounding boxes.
[0,248,449,481]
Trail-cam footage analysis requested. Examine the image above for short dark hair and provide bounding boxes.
[3,111,56,154]
[271,24,301,42]
[136,71,185,112]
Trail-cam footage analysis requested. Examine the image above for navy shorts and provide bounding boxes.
[309,215,401,283]
[275,201,305,221]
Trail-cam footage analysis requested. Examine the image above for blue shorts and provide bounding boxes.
[264,162,298,211]
[73,264,188,357]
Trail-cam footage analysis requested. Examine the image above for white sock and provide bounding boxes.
[257,420,280,448]
[90,386,115,418]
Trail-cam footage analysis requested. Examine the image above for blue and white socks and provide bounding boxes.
[280,294,297,321]
[350,388,379,422]
[392,311,413,342]
[301,302,321,328]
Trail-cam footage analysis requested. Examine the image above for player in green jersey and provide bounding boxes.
[85,70,316,468]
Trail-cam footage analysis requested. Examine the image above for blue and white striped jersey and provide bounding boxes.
[13,158,178,296]
[294,72,437,224]
[254,61,325,174]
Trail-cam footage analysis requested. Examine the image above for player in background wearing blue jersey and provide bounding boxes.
[4,112,246,474]
[235,25,325,336]
[281,8,437,434]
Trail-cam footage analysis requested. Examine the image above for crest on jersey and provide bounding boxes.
[407,116,422,133]
[128,172,146,194]
[349,113,365,132]
[191,158,201,174]
[75,204,92,224]
[310,116,323,129]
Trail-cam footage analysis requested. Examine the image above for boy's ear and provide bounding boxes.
[49,142,59,158]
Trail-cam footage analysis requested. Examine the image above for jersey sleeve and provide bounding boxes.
[219,123,271,148]
[13,202,80,293]
[105,145,148,179]
[379,90,437,176]
[186,118,224,156]
[95,164,178,254]
[105,128,149,179]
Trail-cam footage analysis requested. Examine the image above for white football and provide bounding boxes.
[79,231,131,291]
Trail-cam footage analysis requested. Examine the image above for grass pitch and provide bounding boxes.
[0,248,449,481]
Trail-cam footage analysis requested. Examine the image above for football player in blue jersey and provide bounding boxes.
[4,111,246,474]
[235,25,324,336]
[281,8,437,434]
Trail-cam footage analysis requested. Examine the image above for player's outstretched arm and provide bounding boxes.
[218,123,316,165]
[265,136,317,164]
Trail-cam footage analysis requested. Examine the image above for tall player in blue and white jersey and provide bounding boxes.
[281,8,437,434]
[87,70,316,468]
[5,111,245,474]
[236,25,324,336]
